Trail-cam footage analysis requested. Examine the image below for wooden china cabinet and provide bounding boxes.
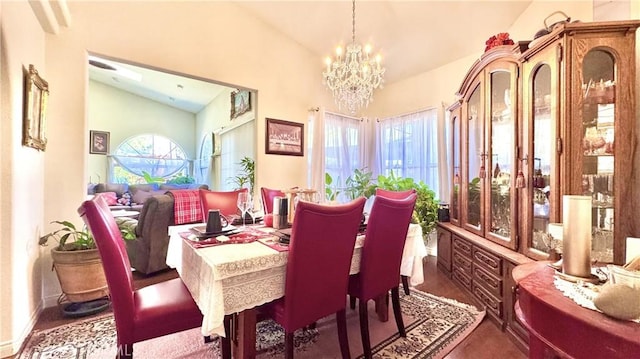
[437,20,640,353]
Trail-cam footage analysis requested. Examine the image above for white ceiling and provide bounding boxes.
[88,1,532,113]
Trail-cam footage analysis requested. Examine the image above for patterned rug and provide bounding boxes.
[19,289,484,359]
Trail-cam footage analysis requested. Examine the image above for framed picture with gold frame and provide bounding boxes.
[230,89,251,119]
[22,64,49,151]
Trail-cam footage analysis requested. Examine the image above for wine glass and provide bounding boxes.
[246,194,256,225]
[237,192,249,227]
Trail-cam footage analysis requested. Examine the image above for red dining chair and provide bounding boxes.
[260,197,366,359]
[261,187,285,214]
[77,196,231,359]
[199,188,248,219]
[375,188,416,199]
[374,188,417,295]
[348,194,417,359]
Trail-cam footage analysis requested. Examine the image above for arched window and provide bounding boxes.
[111,134,189,183]
[196,133,213,183]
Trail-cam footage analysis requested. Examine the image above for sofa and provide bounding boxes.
[117,193,175,275]
[99,184,208,275]
[92,182,208,212]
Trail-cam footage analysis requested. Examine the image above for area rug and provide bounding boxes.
[19,289,484,359]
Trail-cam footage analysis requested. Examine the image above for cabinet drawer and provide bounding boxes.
[453,251,472,274]
[472,282,503,318]
[453,267,472,290]
[453,236,472,256]
[473,265,503,298]
[472,246,502,275]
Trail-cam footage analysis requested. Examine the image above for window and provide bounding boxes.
[196,133,213,184]
[375,109,440,196]
[219,121,255,190]
[110,134,189,183]
[323,112,369,200]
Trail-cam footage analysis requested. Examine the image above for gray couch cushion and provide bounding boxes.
[129,183,160,195]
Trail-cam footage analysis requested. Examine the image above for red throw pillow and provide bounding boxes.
[97,191,118,206]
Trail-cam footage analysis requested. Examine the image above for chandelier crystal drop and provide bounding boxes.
[323,0,385,114]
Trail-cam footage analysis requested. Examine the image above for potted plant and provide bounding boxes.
[325,172,341,202]
[39,220,109,304]
[229,157,255,195]
[345,168,377,200]
[375,172,439,237]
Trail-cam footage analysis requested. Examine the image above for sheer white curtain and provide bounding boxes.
[374,108,440,198]
[220,121,254,190]
[307,108,325,194]
[438,104,451,202]
[309,111,371,202]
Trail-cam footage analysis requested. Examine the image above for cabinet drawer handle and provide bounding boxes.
[453,253,471,269]
[476,270,499,289]
[454,270,471,286]
[455,241,471,252]
[475,251,499,269]
[474,287,499,310]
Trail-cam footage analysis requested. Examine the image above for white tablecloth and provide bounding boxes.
[166,223,427,337]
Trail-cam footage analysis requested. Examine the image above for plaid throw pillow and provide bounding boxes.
[171,190,203,225]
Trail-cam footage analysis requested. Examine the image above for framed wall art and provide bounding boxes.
[22,64,49,151]
[265,118,304,156]
[230,89,251,119]
[89,130,110,155]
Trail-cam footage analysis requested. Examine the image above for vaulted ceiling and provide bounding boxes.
[87,1,533,112]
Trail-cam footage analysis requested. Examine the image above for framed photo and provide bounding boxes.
[230,89,251,119]
[22,64,49,151]
[89,130,110,155]
[265,118,304,156]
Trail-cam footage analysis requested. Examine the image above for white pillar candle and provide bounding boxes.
[562,195,592,278]
[626,237,640,264]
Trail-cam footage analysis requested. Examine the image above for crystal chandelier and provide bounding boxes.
[323,0,385,114]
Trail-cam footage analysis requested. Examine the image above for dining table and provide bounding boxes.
[165,222,427,358]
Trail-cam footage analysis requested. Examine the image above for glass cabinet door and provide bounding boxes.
[522,43,561,259]
[530,64,555,255]
[450,104,461,225]
[581,49,616,263]
[486,68,518,249]
[464,85,483,235]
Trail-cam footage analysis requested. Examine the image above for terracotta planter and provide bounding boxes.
[51,248,109,303]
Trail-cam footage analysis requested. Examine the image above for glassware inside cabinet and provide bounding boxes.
[466,86,482,229]
[531,65,553,253]
[581,49,616,263]
[489,71,512,238]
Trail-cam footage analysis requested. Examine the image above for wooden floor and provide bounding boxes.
[29,256,527,359]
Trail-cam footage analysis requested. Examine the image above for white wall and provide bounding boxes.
[0,2,48,356]
[2,0,638,356]
[39,0,322,314]
[88,80,197,183]
[368,1,594,119]
[1,1,324,356]
[195,87,256,190]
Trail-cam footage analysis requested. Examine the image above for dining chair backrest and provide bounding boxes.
[261,187,285,214]
[375,188,417,200]
[358,194,416,301]
[283,197,366,330]
[77,196,136,340]
[199,188,248,219]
